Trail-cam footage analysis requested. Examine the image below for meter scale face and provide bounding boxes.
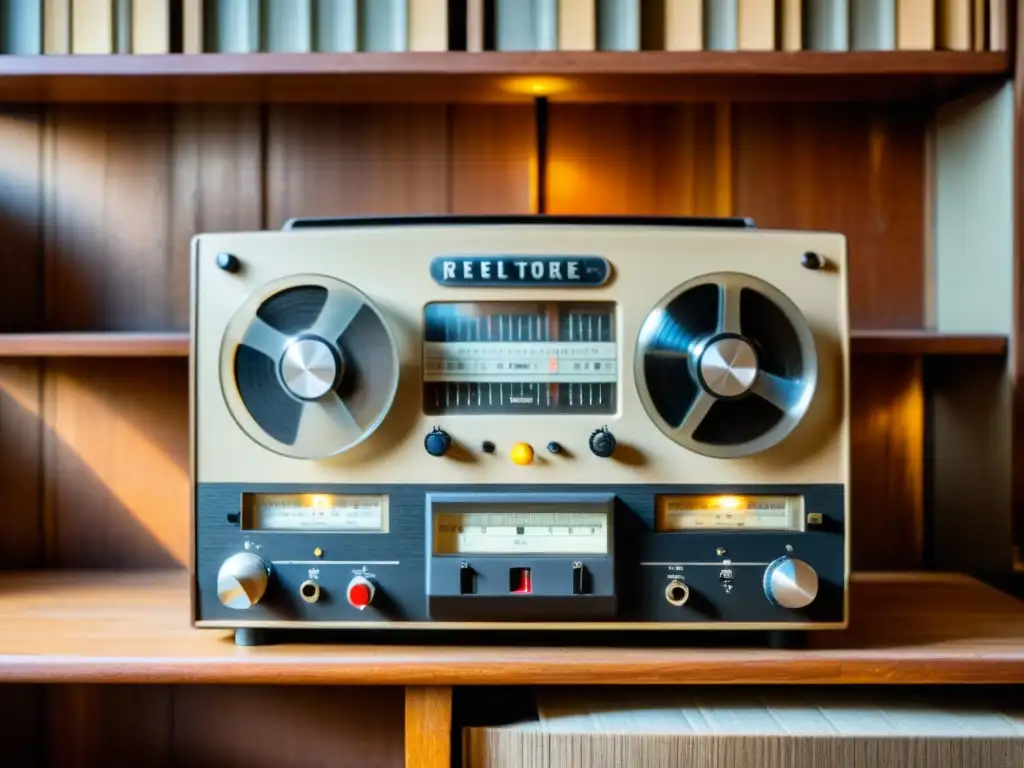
[433,510,609,555]
[655,495,805,532]
[242,493,389,532]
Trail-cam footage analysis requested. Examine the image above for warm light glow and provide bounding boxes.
[715,496,743,510]
[547,159,583,207]
[501,76,574,97]
[311,494,333,510]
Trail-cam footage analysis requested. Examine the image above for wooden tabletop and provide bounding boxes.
[0,570,1021,685]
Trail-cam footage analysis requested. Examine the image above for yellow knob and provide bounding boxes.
[510,442,534,466]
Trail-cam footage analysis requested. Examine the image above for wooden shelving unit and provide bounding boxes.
[0,24,1020,768]
[0,51,1005,103]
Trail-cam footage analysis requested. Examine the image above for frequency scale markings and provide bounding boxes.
[423,302,618,414]
[247,493,388,532]
[433,511,609,555]
[655,495,805,532]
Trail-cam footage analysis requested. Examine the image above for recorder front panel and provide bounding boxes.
[190,217,851,640]
[194,483,846,628]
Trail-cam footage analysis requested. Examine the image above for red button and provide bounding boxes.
[347,579,374,609]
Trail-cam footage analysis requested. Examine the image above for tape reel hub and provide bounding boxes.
[279,335,341,401]
[695,335,758,398]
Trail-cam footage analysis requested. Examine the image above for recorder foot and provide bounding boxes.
[233,628,269,647]
[766,630,807,650]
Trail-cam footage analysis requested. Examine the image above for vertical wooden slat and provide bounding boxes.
[169,104,263,327]
[43,358,189,568]
[714,102,733,216]
[546,103,722,215]
[0,685,44,767]
[265,104,450,225]
[173,686,405,767]
[44,105,175,332]
[47,685,173,767]
[0,360,44,568]
[850,356,925,570]
[406,687,454,768]
[0,107,43,333]
[0,108,45,571]
[450,104,535,214]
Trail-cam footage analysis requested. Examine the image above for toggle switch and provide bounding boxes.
[510,567,532,593]
[572,561,587,595]
[459,562,475,594]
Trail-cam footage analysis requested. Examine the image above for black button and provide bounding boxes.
[482,440,496,453]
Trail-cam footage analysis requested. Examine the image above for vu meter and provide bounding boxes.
[655,495,806,532]
[191,215,850,645]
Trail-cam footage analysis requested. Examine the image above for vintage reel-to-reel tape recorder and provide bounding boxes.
[190,215,849,646]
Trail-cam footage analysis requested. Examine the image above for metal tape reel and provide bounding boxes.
[219,274,400,460]
[634,271,818,459]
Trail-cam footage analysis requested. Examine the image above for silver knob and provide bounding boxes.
[763,556,818,610]
[217,552,270,609]
[698,336,759,398]
[279,337,340,401]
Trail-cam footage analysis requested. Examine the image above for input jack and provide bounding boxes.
[665,579,690,607]
[299,579,320,604]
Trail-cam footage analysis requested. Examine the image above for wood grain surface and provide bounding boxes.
[42,684,405,767]
[0,52,1003,104]
[0,332,190,357]
[406,687,454,768]
[0,571,1020,685]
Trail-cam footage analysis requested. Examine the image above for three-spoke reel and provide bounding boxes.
[634,272,818,459]
[219,274,400,460]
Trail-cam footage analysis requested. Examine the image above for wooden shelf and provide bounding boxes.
[0,571,1021,685]
[0,331,1006,358]
[850,330,1009,355]
[0,51,1006,103]
[0,332,189,357]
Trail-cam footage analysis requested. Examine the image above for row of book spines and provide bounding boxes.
[474,0,1009,54]
[0,0,1008,54]
[0,0,450,56]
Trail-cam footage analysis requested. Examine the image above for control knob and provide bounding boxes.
[217,552,270,610]
[763,556,819,610]
[347,576,376,610]
[588,426,617,458]
[424,427,452,457]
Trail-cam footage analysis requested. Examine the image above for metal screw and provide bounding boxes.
[800,251,824,270]
[716,547,727,557]
[216,252,240,273]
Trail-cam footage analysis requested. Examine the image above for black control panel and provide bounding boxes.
[195,482,846,631]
